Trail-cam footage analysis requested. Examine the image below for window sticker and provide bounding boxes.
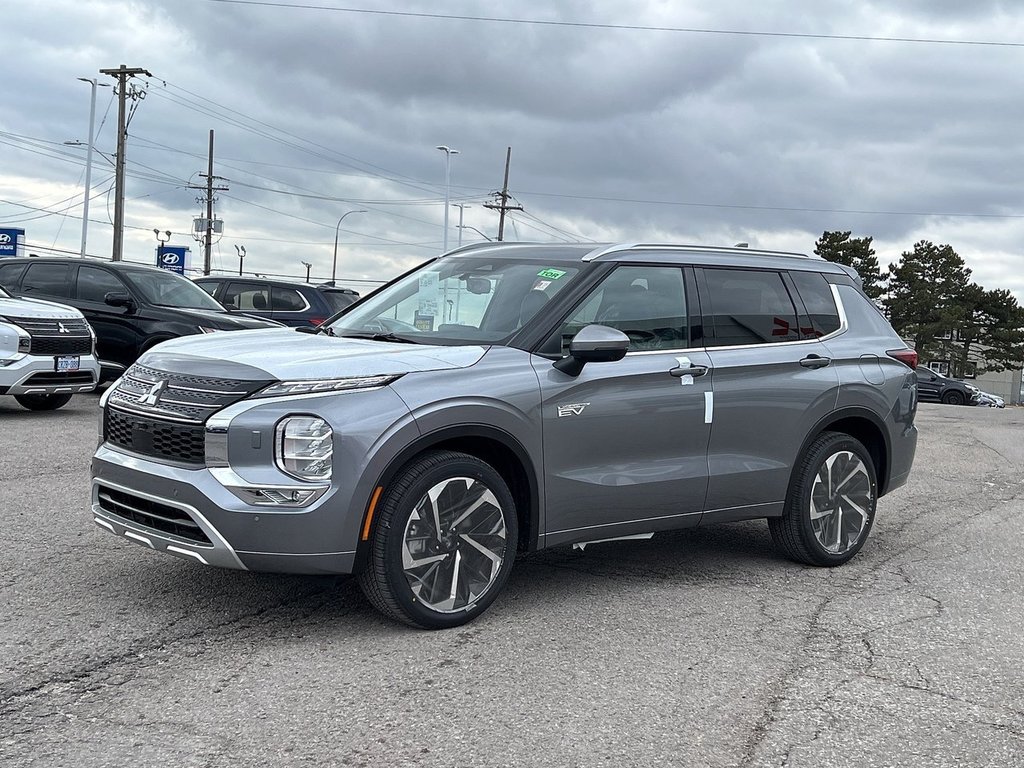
[537,268,567,280]
[532,279,552,291]
[417,271,441,317]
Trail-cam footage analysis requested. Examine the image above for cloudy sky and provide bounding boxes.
[4,1,1024,297]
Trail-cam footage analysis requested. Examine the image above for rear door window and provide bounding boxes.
[77,266,127,303]
[223,282,271,312]
[701,268,799,346]
[22,263,73,299]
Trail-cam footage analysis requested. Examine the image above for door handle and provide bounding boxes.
[799,354,831,369]
[670,363,709,378]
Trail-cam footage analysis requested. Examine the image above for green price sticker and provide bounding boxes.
[537,268,567,280]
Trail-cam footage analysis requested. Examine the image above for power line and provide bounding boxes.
[513,190,1024,220]
[203,1,1024,48]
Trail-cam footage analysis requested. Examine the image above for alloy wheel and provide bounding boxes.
[809,450,874,555]
[401,476,508,613]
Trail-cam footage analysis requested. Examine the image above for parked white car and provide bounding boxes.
[975,390,1005,408]
[0,284,100,410]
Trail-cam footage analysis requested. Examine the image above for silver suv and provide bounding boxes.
[1,284,100,410]
[91,243,918,628]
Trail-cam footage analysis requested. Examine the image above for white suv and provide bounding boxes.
[0,284,100,410]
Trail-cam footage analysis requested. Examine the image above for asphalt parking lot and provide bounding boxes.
[1,396,1022,767]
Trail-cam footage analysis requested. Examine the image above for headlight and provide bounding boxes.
[259,374,400,398]
[275,416,333,481]
[965,384,979,392]
[198,326,224,334]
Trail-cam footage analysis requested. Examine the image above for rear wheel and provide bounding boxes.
[941,390,966,406]
[14,393,73,411]
[769,432,877,566]
[358,450,518,629]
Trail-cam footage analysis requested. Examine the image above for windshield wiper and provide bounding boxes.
[338,331,420,344]
[295,325,334,336]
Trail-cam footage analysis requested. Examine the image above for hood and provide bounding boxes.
[141,328,487,380]
[0,296,83,320]
[168,307,280,329]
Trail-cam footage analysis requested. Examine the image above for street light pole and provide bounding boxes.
[76,78,108,258]
[234,244,246,276]
[436,145,459,252]
[454,203,470,248]
[154,229,170,266]
[302,261,312,283]
[331,209,366,284]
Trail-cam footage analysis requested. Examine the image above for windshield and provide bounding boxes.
[328,256,582,344]
[125,269,227,310]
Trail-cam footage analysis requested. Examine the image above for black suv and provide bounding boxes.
[0,258,279,380]
[195,276,360,327]
[914,366,980,406]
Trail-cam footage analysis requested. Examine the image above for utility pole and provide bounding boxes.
[188,130,228,275]
[99,64,151,261]
[483,147,522,241]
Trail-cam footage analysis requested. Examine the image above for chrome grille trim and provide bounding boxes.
[106,363,270,424]
[6,316,91,334]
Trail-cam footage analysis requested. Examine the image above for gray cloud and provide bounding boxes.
[2,0,1023,299]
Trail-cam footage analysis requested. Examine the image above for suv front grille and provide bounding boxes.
[96,486,212,545]
[106,364,270,424]
[28,336,92,355]
[6,316,92,356]
[24,371,96,387]
[105,409,206,466]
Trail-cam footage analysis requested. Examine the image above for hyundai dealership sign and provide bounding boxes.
[0,228,25,258]
[156,245,190,276]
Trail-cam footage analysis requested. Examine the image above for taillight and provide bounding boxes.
[887,348,918,369]
[309,317,325,326]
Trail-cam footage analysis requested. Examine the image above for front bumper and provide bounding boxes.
[0,353,100,395]
[91,445,359,574]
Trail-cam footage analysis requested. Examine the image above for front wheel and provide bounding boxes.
[769,432,877,567]
[14,393,73,411]
[358,450,519,629]
[941,390,966,406]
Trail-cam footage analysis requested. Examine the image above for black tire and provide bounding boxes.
[941,390,966,406]
[769,431,877,567]
[357,450,519,630]
[14,393,73,411]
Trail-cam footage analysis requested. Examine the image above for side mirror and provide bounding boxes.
[553,324,630,377]
[104,291,135,310]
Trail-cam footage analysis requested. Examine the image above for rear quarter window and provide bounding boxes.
[789,270,841,337]
[272,286,307,312]
[0,262,26,290]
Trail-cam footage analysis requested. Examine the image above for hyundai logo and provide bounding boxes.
[161,253,180,264]
[0,234,10,245]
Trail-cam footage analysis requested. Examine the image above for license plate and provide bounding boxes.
[55,355,80,372]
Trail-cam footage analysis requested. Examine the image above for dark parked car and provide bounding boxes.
[0,257,279,380]
[195,276,360,327]
[914,366,980,405]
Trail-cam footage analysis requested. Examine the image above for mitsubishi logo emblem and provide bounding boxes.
[137,380,167,407]
[57,322,70,334]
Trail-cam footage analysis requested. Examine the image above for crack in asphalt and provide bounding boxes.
[0,584,352,729]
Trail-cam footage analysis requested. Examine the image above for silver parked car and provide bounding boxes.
[0,284,100,410]
[91,243,918,628]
